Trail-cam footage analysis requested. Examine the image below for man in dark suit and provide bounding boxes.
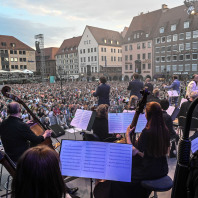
[127,73,144,99]
[147,88,161,104]
[93,76,110,106]
[144,78,153,93]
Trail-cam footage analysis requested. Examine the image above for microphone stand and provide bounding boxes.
[171,97,198,198]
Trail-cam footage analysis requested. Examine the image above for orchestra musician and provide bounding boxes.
[0,102,51,163]
[144,78,153,93]
[164,75,180,106]
[123,95,138,112]
[186,74,198,99]
[92,76,110,106]
[11,145,73,198]
[94,102,170,198]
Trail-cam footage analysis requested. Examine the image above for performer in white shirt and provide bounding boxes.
[186,74,198,99]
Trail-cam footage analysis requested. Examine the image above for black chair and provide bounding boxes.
[141,175,173,198]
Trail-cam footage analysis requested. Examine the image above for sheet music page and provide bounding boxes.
[60,140,132,182]
[108,113,134,133]
[166,106,175,116]
[70,109,93,130]
[135,113,147,133]
[167,90,179,97]
[191,137,198,153]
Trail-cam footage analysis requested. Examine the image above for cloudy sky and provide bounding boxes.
[0,0,184,48]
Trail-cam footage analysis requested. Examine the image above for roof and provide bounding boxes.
[56,36,82,55]
[36,47,59,60]
[153,3,198,37]
[123,9,163,43]
[87,25,123,47]
[0,35,34,51]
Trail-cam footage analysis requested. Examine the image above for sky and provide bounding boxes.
[0,0,184,49]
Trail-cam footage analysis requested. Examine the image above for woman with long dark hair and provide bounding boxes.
[11,145,70,198]
[94,102,170,198]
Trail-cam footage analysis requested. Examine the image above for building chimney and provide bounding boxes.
[162,4,168,12]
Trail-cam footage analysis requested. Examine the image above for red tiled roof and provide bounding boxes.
[56,36,82,55]
[87,25,123,46]
[0,35,34,51]
[36,47,59,60]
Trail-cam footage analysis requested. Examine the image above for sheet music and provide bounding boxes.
[60,140,132,182]
[70,109,93,130]
[191,137,198,153]
[108,113,147,133]
[167,90,179,97]
[166,106,175,116]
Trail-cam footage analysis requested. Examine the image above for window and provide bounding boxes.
[130,55,133,61]
[137,54,140,60]
[114,49,116,53]
[148,42,151,48]
[192,64,197,71]
[167,45,171,52]
[179,44,184,51]
[91,48,93,52]
[146,33,149,37]
[179,54,184,61]
[84,57,86,62]
[142,43,146,49]
[15,65,18,69]
[161,37,166,43]
[172,55,177,61]
[20,65,23,69]
[137,43,140,49]
[185,64,190,71]
[166,56,171,62]
[101,48,103,52]
[95,67,97,72]
[156,38,160,44]
[161,46,165,53]
[171,35,177,42]
[167,65,171,72]
[114,57,116,61]
[161,56,165,62]
[155,57,160,62]
[171,24,176,31]
[125,65,128,70]
[104,48,106,52]
[172,65,177,71]
[160,27,164,33]
[185,54,191,60]
[88,57,90,62]
[125,45,128,51]
[173,45,177,51]
[192,42,198,49]
[148,53,151,59]
[111,48,113,53]
[167,35,171,42]
[125,55,128,61]
[83,49,85,53]
[155,47,160,53]
[137,33,140,38]
[88,48,90,53]
[161,65,165,72]
[1,42,6,46]
[192,53,198,60]
[80,57,83,62]
[14,58,18,62]
[186,32,191,39]
[129,45,132,50]
[128,37,130,41]
[95,56,97,61]
[184,21,190,29]
[155,66,160,72]
[179,33,184,40]
[142,64,146,69]
[10,50,13,54]
[148,63,151,69]
[177,65,183,71]
[11,65,14,69]
[142,53,146,59]
[104,39,107,43]
[186,43,191,50]
[130,64,132,70]
[193,30,198,38]
[134,34,136,39]
[94,48,96,52]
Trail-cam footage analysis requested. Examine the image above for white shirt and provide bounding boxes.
[186,81,198,98]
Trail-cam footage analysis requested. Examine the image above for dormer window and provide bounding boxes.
[128,37,130,41]
[160,27,164,33]
[171,24,176,31]
[111,40,113,44]
[117,41,119,45]
[10,43,16,47]
[146,33,149,38]
[1,42,6,46]
[184,21,190,29]
[104,39,107,43]
[134,34,136,39]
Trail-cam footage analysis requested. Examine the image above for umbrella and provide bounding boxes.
[23,69,33,74]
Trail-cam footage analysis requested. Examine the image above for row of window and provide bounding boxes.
[10,58,26,62]
[81,67,98,73]
[155,64,197,72]
[155,30,198,44]
[125,53,151,61]
[159,21,190,34]
[125,63,151,70]
[80,48,97,54]
[125,42,152,51]
[101,56,122,62]
[155,53,198,62]
[1,65,27,70]
[80,56,97,62]
[56,53,78,59]
[128,32,149,41]
[1,42,16,47]
[155,42,198,52]
[103,39,119,45]
[62,47,78,52]
[101,48,122,53]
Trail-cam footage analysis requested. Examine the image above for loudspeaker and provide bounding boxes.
[50,124,65,138]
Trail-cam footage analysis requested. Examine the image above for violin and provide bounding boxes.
[1,86,54,150]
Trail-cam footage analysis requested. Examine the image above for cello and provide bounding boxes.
[1,86,54,150]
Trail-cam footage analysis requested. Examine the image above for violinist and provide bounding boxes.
[0,102,52,163]
[94,102,170,198]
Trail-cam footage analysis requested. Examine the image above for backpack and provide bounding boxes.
[187,150,198,198]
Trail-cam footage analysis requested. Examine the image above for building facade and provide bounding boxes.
[78,26,123,81]
[55,36,81,80]
[153,3,198,80]
[36,47,58,77]
[0,35,35,71]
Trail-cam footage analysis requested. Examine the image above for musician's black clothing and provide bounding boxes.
[147,95,161,104]
[178,100,198,118]
[127,79,144,99]
[0,116,44,162]
[144,82,153,93]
